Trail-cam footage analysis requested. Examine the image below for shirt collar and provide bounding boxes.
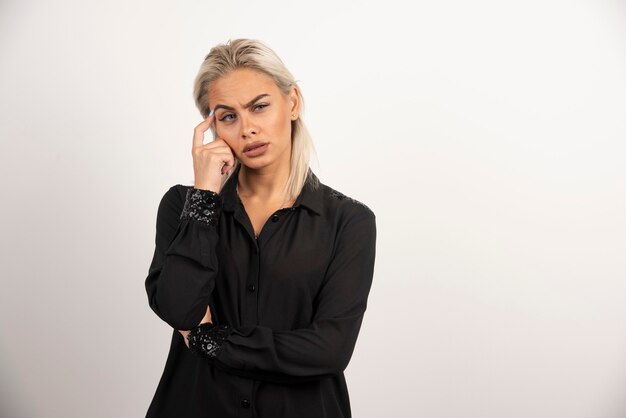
[220,164,324,216]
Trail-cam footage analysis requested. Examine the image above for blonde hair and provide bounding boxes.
[192,38,319,200]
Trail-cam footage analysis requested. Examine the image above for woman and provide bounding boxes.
[144,38,377,418]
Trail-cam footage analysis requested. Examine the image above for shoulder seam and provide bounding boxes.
[327,186,374,215]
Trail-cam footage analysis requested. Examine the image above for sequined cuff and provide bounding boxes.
[180,188,223,226]
[187,323,233,359]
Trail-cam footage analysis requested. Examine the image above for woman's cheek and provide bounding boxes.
[217,124,235,142]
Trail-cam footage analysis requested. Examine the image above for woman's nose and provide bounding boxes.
[240,115,258,137]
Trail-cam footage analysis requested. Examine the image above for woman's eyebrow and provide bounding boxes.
[213,94,270,112]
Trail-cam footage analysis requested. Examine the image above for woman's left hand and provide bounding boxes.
[179,305,213,348]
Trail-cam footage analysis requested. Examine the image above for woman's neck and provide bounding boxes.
[237,163,290,203]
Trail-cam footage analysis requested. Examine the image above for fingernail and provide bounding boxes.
[208,109,215,117]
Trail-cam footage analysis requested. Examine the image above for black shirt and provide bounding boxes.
[144,164,377,418]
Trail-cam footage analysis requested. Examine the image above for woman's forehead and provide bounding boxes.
[208,69,278,103]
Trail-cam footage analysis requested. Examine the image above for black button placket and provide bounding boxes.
[229,204,257,415]
[247,235,260,324]
[248,207,294,320]
[231,204,294,413]
[238,229,259,415]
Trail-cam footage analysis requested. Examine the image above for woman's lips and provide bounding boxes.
[243,143,269,156]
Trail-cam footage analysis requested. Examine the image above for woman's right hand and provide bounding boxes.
[192,113,235,194]
[179,305,213,349]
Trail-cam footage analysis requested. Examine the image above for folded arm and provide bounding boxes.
[145,186,223,330]
[186,206,377,384]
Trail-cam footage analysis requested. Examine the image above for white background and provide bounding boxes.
[1,1,625,417]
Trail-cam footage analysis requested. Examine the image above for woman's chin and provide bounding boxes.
[240,157,271,171]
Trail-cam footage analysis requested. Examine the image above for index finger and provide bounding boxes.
[192,109,216,148]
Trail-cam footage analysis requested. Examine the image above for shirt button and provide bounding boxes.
[271,214,280,222]
[247,284,256,292]
[241,399,251,408]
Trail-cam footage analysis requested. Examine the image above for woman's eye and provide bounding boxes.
[218,104,268,122]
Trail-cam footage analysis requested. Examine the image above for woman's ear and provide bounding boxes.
[288,86,300,119]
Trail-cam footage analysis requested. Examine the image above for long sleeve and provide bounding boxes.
[194,205,377,384]
[145,186,223,331]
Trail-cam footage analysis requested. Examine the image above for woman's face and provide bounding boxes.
[207,68,299,171]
